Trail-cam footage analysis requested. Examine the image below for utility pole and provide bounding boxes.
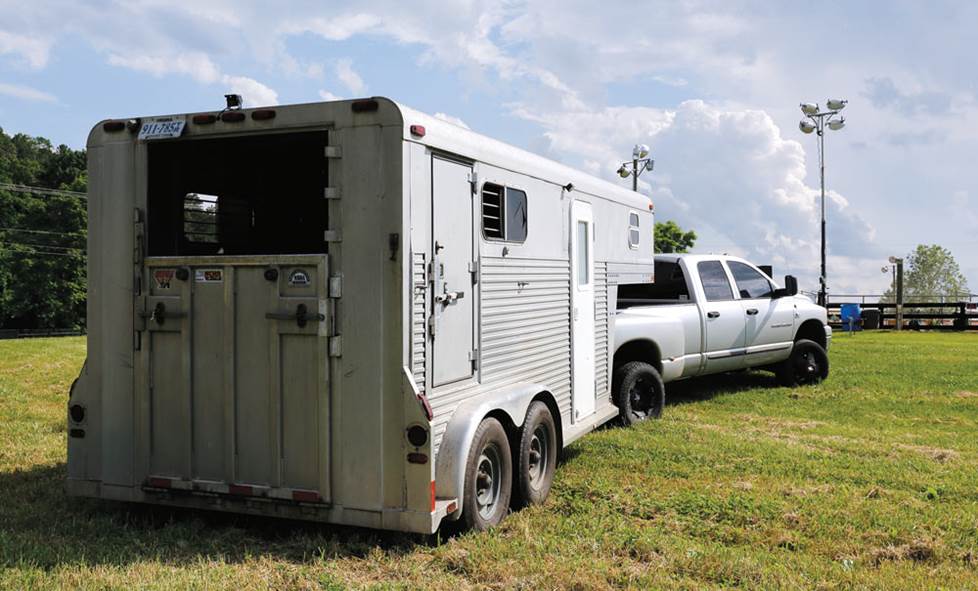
[617,144,654,192]
[890,256,904,330]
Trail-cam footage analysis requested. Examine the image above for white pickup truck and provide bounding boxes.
[610,254,832,424]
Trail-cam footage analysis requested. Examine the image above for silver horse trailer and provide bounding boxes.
[67,97,654,533]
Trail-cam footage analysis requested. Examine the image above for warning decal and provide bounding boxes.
[288,269,311,286]
[154,269,175,289]
[195,269,223,283]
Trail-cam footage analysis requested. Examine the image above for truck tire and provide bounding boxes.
[461,417,513,531]
[776,339,829,386]
[613,361,665,427]
[513,401,557,508]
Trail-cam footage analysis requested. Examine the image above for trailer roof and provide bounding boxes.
[393,99,653,212]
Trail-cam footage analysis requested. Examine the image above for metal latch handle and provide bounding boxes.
[434,290,465,305]
[139,302,186,326]
[265,303,325,328]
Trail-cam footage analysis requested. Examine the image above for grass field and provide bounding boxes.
[2,332,978,590]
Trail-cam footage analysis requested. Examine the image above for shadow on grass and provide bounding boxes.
[0,463,433,570]
[665,370,780,406]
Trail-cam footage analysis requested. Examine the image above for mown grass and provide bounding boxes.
[1,332,978,589]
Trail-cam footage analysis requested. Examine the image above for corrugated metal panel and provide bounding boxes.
[429,256,571,452]
[411,252,427,387]
[595,262,610,402]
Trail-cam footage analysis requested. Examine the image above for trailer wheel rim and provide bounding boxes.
[527,424,550,490]
[628,376,654,419]
[475,443,503,520]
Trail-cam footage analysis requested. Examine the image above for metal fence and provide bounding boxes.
[826,300,978,330]
[0,328,85,340]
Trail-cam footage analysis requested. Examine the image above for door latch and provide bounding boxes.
[265,303,325,328]
[434,290,465,305]
[139,302,186,326]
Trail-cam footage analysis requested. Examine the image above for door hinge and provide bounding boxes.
[468,260,480,284]
[323,187,341,199]
[428,314,436,338]
[468,349,480,371]
[324,146,342,159]
[467,171,478,194]
[328,275,342,298]
[324,230,342,242]
[328,335,342,357]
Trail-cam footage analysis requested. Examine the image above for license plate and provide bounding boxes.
[138,118,186,140]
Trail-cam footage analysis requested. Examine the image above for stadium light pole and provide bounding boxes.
[617,144,654,192]
[799,99,848,307]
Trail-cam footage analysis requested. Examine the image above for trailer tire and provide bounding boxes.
[776,339,829,386]
[513,401,557,508]
[461,417,513,531]
[613,361,665,427]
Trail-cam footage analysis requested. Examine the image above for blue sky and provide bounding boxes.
[1,0,976,295]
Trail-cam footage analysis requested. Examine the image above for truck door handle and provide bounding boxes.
[746,308,759,315]
[265,303,325,328]
[707,311,720,319]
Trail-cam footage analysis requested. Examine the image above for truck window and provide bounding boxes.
[481,182,527,242]
[728,261,774,299]
[697,260,734,301]
[147,131,328,256]
[617,260,691,308]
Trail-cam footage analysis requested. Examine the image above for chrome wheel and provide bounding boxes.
[526,424,550,490]
[475,443,503,520]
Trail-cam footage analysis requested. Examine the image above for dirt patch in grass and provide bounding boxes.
[871,539,939,566]
[893,443,959,463]
[955,390,978,399]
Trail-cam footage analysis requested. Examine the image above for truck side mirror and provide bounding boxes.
[772,275,798,299]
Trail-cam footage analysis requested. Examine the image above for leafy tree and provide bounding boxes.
[0,128,87,330]
[654,220,697,253]
[881,245,970,324]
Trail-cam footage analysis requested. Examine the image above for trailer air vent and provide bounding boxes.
[193,114,218,125]
[251,109,276,121]
[481,183,504,239]
[221,111,246,123]
[351,99,379,113]
[102,120,126,132]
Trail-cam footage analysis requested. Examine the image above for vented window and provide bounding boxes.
[481,183,527,242]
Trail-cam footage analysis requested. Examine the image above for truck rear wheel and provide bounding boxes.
[776,339,829,386]
[461,417,513,531]
[513,401,557,508]
[613,361,665,427]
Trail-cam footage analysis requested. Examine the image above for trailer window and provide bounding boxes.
[627,212,640,249]
[481,182,527,242]
[147,131,328,256]
[698,260,734,301]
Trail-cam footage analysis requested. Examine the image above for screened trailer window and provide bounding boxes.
[481,182,527,242]
[147,131,328,256]
[627,212,640,248]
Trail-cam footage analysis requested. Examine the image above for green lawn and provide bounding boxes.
[2,332,978,590]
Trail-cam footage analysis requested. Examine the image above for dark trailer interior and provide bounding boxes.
[147,131,329,257]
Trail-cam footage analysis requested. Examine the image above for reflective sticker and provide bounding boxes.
[288,269,311,287]
[153,269,175,289]
[195,269,223,283]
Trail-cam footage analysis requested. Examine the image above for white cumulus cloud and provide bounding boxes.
[0,82,56,103]
[335,58,366,95]
[222,75,278,106]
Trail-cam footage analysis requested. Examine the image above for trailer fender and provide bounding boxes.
[435,383,550,520]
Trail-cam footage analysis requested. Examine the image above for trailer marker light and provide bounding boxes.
[430,481,436,512]
[102,121,126,132]
[69,428,85,438]
[410,125,426,137]
[193,114,218,125]
[69,404,86,423]
[351,99,379,113]
[447,501,457,513]
[221,111,246,123]
[147,477,172,488]
[407,452,428,464]
[229,484,253,496]
[251,109,276,121]
[292,490,321,503]
[406,425,428,447]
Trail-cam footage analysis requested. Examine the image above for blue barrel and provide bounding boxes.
[840,303,862,331]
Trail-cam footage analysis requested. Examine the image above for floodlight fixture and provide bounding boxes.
[828,117,846,131]
[633,144,650,159]
[799,120,817,134]
[826,98,848,111]
[800,102,819,116]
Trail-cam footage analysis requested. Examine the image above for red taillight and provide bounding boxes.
[193,114,217,124]
[351,99,379,113]
[410,124,426,137]
[221,111,246,123]
[292,490,321,503]
[407,452,428,464]
[251,109,276,121]
[102,120,126,132]
[430,481,436,512]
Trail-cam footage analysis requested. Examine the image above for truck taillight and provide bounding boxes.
[193,114,217,125]
[251,109,276,121]
[221,111,245,123]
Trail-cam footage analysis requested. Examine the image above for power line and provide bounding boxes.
[0,182,87,200]
[0,226,86,238]
[0,240,86,254]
